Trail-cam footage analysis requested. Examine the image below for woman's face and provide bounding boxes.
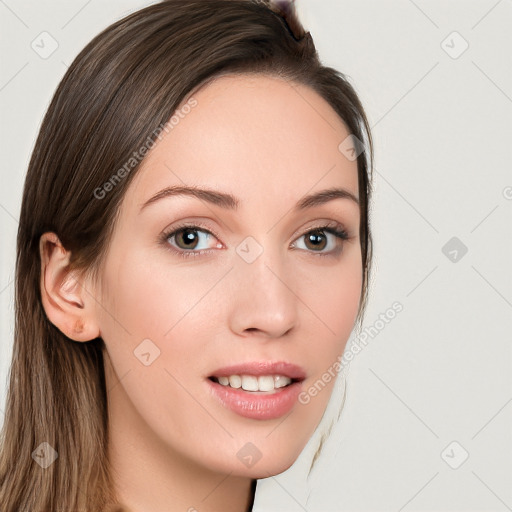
[94,73,362,479]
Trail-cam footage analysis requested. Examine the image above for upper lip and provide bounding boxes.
[208,361,306,381]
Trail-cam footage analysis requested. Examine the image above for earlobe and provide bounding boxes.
[39,232,100,342]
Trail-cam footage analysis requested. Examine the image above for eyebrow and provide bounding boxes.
[139,185,359,213]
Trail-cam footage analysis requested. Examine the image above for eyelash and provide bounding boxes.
[159,221,351,260]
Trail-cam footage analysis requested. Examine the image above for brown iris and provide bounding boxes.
[304,230,327,251]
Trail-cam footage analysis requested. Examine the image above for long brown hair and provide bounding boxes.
[0,1,374,510]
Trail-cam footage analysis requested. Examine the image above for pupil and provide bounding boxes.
[307,231,326,250]
[180,228,198,248]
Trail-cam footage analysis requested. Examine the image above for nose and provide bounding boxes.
[227,242,298,340]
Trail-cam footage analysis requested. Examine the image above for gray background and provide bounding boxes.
[1,1,511,510]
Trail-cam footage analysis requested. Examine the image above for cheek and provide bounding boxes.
[296,249,363,348]
[315,262,362,339]
[99,247,214,342]
[291,252,362,406]
[98,246,228,372]
[98,253,223,446]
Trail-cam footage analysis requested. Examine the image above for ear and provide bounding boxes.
[39,232,100,342]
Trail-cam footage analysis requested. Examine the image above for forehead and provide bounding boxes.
[127,73,359,211]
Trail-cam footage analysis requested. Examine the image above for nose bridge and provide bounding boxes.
[228,234,298,337]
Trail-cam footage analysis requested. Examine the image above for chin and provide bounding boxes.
[208,435,308,479]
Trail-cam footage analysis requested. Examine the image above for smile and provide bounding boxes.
[206,361,306,420]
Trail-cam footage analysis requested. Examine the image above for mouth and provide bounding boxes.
[206,361,306,420]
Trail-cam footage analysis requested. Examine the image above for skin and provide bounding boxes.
[39,74,362,512]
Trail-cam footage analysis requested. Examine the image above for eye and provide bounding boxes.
[161,223,222,258]
[159,221,351,259]
[290,223,350,258]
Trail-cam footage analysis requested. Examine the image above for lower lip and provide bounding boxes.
[207,379,303,420]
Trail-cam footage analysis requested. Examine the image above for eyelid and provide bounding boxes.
[290,219,350,240]
[160,219,223,243]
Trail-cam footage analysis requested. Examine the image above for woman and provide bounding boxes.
[0,0,374,510]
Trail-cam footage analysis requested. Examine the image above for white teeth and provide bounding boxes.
[214,374,293,392]
[241,375,259,391]
[274,375,291,389]
[218,376,230,386]
[229,375,242,388]
[258,376,275,392]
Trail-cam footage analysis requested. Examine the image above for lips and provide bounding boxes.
[208,361,306,381]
